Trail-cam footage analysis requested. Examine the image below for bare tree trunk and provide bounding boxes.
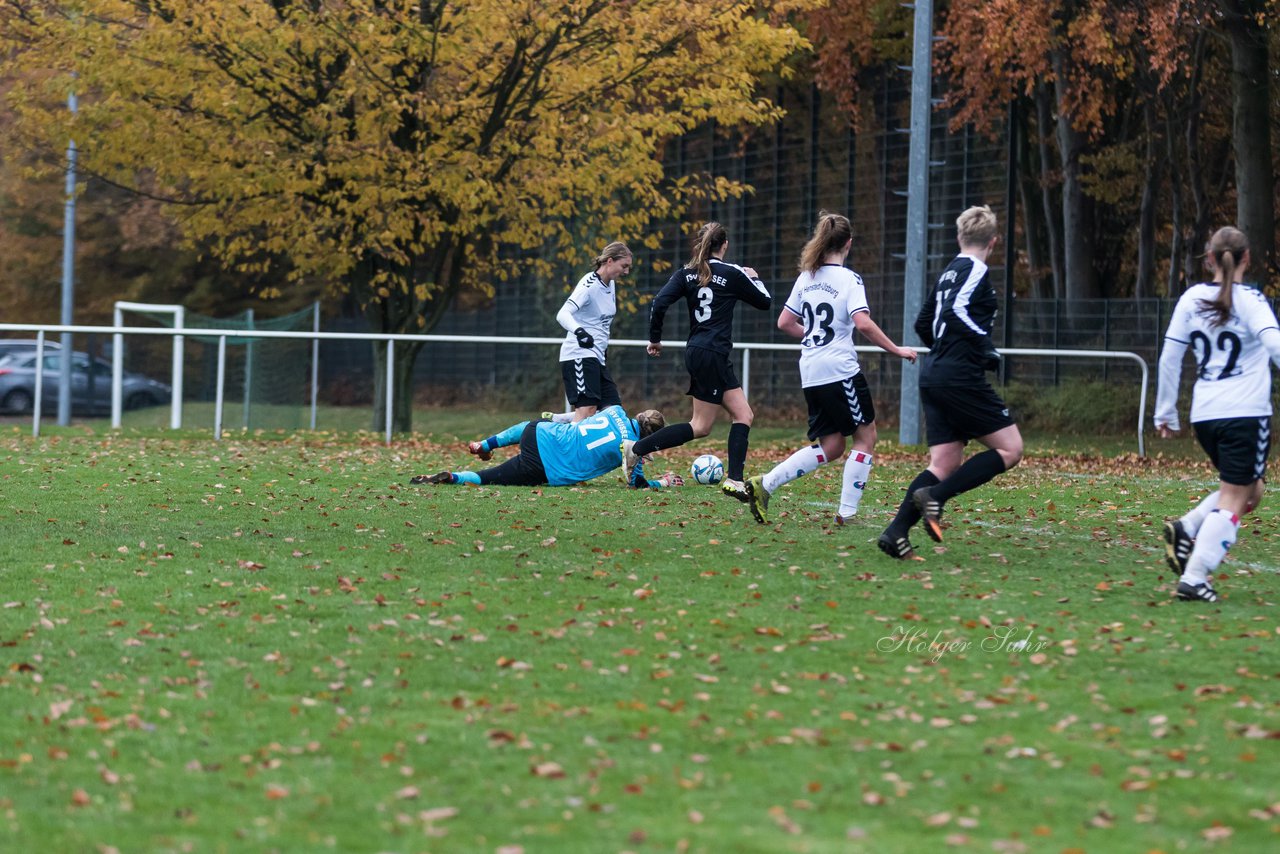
[1182,31,1212,284]
[1223,0,1276,276]
[1034,83,1064,298]
[1165,95,1185,295]
[370,338,425,434]
[1135,100,1159,299]
[1051,54,1100,302]
[1017,99,1052,300]
[356,254,433,433]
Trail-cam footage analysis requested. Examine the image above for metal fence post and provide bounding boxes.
[214,335,227,441]
[385,340,395,445]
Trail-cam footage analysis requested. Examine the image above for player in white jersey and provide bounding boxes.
[744,213,915,525]
[1154,226,1280,602]
[548,242,632,425]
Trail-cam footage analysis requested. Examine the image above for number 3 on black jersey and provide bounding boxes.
[694,286,714,322]
[802,302,835,347]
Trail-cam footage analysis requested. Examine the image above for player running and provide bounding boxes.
[744,212,916,525]
[623,222,772,500]
[878,205,1023,560]
[411,405,682,489]
[1154,225,1280,602]
[546,242,633,424]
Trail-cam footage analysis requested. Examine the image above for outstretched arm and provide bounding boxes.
[735,267,773,311]
[853,311,917,361]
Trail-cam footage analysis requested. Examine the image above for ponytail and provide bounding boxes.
[1197,226,1250,327]
[689,222,728,286]
[798,212,853,274]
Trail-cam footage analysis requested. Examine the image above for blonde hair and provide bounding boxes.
[689,222,728,286]
[956,205,998,248]
[635,409,665,438]
[798,212,852,274]
[1197,226,1250,327]
[594,241,631,270]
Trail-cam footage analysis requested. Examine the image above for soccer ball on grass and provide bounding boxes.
[691,454,724,485]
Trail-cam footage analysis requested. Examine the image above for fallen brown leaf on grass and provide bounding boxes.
[531,761,565,779]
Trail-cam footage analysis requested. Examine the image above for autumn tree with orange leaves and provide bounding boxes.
[934,0,1275,300]
[812,0,1277,301]
[0,0,814,430]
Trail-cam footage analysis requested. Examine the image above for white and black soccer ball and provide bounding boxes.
[691,454,724,485]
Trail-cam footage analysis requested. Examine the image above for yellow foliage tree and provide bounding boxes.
[0,0,812,429]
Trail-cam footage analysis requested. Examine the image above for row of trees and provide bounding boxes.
[809,0,1278,302]
[1,1,1277,428]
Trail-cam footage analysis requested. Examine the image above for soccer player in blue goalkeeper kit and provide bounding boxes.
[411,406,683,488]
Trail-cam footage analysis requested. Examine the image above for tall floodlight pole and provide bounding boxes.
[58,91,78,427]
[898,0,934,447]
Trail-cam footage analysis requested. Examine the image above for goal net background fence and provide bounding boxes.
[116,303,318,431]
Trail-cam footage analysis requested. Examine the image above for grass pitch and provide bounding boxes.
[0,412,1276,852]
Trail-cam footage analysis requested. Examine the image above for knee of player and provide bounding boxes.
[851,425,877,453]
[1001,447,1024,469]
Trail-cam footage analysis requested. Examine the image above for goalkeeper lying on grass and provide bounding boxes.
[410,405,683,488]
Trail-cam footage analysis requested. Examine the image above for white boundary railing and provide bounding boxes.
[0,323,1150,455]
[113,302,184,429]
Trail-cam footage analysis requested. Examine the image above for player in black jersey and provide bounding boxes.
[878,205,1023,560]
[622,222,773,499]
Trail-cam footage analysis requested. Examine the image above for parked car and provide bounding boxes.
[0,339,61,362]
[0,351,171,415]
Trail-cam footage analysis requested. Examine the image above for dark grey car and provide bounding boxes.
[0,351,172,415]
[0,339,61,361]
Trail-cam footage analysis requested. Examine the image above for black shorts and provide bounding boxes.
[803,374,876,440]
[477,421,548,486]
[1193,416,1270,486]
[920,383,1016,446]
[684,346,740,404]
[560,358,620,409]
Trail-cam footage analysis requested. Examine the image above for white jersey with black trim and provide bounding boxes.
[1155,282,1280,428]
[782,264,869,387]
[557,272,616,363]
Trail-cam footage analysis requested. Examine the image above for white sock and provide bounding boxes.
[1181,490,1220,537]
[837,450,873,518]
[762,445,828,495]
[1181,508,1237,586]
[549,412,574,423]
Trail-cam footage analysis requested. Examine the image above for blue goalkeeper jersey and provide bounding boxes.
[536,405,638,485]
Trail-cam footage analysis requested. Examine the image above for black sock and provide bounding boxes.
[633,422,695,457]
[934,449,1007,503]
[887,469,940,535]
[726,422,750,481]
